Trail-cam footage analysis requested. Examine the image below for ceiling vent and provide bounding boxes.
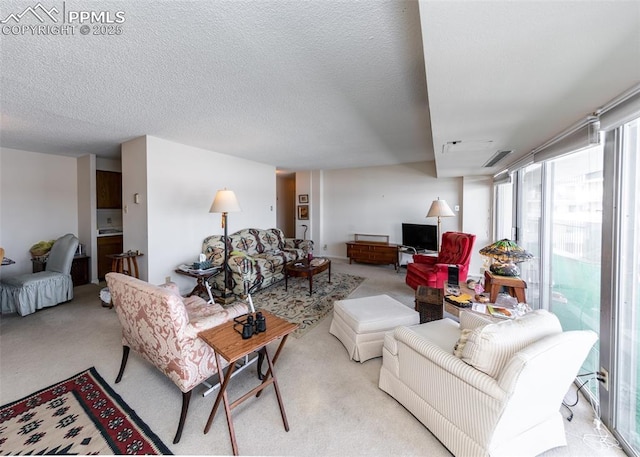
[483,150,513,168]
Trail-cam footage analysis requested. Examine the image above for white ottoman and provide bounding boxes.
[329,294,420,362]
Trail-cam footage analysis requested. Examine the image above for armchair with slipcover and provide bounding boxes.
[405,231,476,290]
[105,272,249,444]
[379,310,598,456]
[0,233,78,316]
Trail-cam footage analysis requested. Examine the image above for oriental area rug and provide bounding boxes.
[251,272,365,337]
[0,367,172,455]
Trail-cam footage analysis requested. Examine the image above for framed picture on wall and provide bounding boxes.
[299,194,309,203]
[298,205,309,220]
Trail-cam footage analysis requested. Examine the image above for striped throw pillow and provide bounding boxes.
[460,310,562,378]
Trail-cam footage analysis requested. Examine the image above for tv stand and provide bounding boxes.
[346,234,399,270]
[399,246,437,267]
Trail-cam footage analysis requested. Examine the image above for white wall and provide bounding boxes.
[121,136,149,280]
[122,135,277,289]
[77,154,97,280]
[462,175,492,280]
[0,148,79,278]
[319,161,459,252]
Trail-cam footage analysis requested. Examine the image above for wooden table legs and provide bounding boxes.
[484,270,527,303]
[109,252,142,278]
[204,337,291,456]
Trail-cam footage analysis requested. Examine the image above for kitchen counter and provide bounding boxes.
[97,232,123,237]
[97,229,123,237]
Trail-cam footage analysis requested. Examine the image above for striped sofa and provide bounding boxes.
[379,310,597,457]
[202,228,313,296]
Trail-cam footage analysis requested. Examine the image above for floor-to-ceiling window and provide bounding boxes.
[547,146,603,380]
[493,93,640,457]
[610,117,640,453]
[494,178,513,241]
[517,164,542,309]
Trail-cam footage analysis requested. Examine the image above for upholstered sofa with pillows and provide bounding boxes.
[202,227,313,296]
[379,310,597,457]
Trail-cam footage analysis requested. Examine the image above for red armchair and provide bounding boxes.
[405,231,476,290]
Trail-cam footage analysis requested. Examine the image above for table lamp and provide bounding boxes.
[479,239,533,276]
[210,188,241,302]
[426,197,455,251]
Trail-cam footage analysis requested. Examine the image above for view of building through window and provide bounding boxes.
[547,146,603,384]
[502,120,639,455]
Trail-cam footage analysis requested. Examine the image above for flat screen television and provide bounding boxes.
[402,223,438,252]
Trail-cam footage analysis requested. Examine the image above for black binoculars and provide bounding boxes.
[234,312,267,339]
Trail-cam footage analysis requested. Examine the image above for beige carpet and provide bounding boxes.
[0,258,624,456]
[251,271,365,337]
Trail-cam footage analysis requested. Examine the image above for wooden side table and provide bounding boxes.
[200,311,298,456]
[32,255,90,286]
[484,270,527,303]
[175,266,221,299]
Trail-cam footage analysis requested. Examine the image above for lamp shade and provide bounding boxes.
[479,239,533,263]
[209,189,241,213]
[426,198,455,218]
[479,239,533,276]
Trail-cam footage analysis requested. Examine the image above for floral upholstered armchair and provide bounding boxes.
[202,227,313,296]
[105,272,248,444]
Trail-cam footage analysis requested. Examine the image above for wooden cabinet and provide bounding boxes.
[346,234,399,270]
[98,235,123,279]
[97,170,122,209]
[32,255,90,286]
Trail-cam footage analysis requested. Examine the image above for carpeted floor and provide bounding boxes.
[252,271,365,336]
[0,258,625,456]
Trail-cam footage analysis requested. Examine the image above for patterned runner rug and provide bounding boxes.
[251,271,365,337]
[0,367,172,455]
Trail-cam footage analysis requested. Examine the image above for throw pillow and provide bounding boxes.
[460,310,562,378]
[453,311,494,357]
[453,328,474,357]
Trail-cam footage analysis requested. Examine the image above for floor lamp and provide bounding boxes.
[210,188,241,303]
[426,197,455,251]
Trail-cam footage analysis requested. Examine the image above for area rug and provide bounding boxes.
[0,367,172,455]
[251,271,365,337]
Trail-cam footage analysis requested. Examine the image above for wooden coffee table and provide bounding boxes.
[284,257,331,296]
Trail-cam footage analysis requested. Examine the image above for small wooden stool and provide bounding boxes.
[103,251,144,309]
[484,270,527,303]
[108,251,143,279]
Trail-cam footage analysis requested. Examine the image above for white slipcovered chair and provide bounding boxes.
[379,310,597,457]
[0,233,79,316]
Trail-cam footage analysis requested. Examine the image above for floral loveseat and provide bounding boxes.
[202,228,313,296]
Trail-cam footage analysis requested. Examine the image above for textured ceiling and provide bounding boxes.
[1,1,639,176]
